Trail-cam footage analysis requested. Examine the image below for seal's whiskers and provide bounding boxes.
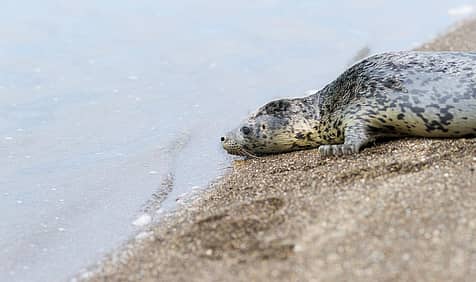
[240,148,259,158]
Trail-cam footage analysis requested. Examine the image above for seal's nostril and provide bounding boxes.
[220,136,225,142]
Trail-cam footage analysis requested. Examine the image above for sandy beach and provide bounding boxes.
[82,19,476,281]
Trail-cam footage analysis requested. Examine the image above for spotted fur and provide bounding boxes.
[222,51,476,156]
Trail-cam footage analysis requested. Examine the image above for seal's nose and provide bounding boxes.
[220,136,225,142]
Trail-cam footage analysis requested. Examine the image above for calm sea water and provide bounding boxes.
[0,1,474,281]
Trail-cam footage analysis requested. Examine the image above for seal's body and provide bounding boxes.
[221,51,476,157]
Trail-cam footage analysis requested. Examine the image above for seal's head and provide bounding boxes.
[221,97,322,157]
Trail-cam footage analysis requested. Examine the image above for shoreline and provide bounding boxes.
[81,19,476,281]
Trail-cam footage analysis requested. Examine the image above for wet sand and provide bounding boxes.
[83,19,476,281]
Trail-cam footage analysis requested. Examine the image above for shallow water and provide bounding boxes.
[0,0,474,281]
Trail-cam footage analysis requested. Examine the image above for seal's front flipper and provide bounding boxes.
[318,123,374,156]
[318,144,360,156]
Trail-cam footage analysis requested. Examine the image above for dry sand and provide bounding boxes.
[82,19,476,282]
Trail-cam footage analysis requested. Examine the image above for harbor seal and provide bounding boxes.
[221,51,476,157]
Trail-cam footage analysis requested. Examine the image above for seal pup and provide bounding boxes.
[221,51,476,157]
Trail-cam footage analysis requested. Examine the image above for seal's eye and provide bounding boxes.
[241,126,251,135]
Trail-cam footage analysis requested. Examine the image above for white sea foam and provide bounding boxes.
[132,214,152,227]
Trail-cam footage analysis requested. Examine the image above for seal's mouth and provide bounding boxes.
[221,136,259,158]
